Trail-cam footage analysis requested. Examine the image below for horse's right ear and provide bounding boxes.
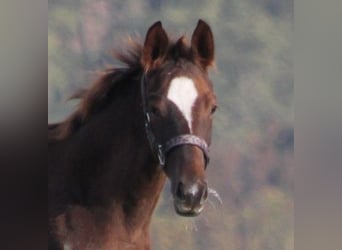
[191,19,215,70]
[142,21,169,71]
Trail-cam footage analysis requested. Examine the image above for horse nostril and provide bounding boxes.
[176,182,185,200]
[175,181,207,204]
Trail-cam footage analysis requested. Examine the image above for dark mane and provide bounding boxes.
[48,36,194,142]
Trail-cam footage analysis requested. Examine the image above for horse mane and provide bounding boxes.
[48,36,193,142]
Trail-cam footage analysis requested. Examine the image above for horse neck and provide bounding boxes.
[68,75,167,231]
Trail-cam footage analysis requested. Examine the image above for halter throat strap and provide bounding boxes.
[140,74,210,168]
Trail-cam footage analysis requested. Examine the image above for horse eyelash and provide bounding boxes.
[211,105,218,114]
[150,106,159,114]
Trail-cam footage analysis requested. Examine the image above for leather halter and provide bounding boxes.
[140,74,210,168]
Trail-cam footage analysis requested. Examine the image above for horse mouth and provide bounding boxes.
[173,199,204,217]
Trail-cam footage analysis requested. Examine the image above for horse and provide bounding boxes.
[48,20,217,250]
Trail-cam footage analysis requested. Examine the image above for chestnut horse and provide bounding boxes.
[49,20,217,250]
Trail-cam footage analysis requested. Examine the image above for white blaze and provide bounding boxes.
[167,77,198,132]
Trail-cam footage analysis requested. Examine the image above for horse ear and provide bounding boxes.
[142,21,169,70]
[191,19,215,70]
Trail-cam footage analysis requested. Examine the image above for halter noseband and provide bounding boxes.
[140,74,210,168]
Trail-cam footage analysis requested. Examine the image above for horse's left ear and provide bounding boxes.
[142,21,169,71]
[191,19,215,70]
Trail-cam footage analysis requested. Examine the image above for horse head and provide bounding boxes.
[141,20,217,216]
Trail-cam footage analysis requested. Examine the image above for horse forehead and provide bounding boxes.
[167,75,198,93]
[166,76,199,132]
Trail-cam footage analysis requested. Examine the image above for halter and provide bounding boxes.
[140,74,210,168]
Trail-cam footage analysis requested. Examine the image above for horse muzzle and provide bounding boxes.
[173,180,208,217]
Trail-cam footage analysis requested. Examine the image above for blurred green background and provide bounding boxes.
[48,0,293,249]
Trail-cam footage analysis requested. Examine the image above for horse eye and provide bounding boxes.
[210,105,218,115]
[150,106,160,116]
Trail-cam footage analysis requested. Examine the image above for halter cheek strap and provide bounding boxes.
[141,74,210,168]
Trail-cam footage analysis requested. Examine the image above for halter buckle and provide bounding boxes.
[145,112,150,124]
[156,144,165,166]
